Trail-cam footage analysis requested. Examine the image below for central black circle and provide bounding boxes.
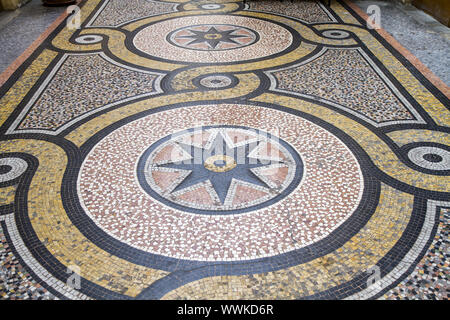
[423,153,443,163]
[0,165,12,175]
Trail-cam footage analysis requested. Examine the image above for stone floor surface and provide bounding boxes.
[0,0,448,300]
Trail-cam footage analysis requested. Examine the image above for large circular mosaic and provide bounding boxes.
[78,104,364,261]
[133,15,294,63]
[138,126,302,213]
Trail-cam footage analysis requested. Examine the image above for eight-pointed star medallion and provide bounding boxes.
[142,127,301,212]
[170,24,258,50]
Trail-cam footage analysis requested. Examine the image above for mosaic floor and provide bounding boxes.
[0,0,449,300]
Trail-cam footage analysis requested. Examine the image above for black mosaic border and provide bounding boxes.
[0,0,447,300]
